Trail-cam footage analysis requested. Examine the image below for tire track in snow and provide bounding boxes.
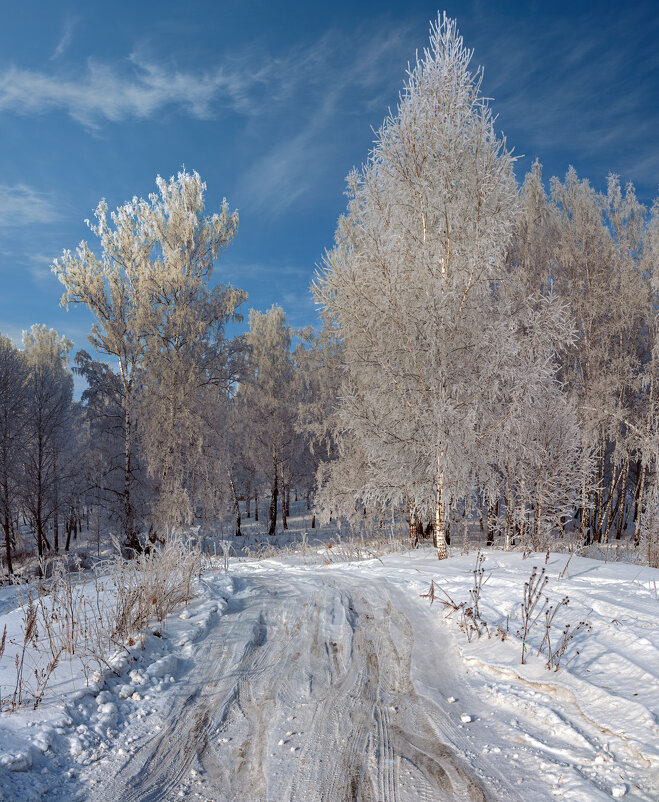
[79,571,512,801]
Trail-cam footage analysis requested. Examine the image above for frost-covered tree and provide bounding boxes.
[240,307,297,535]
[637,198,659,566]
[54,192,153,550]
[130,172,243,531]
[20,326,74,562]
[54,170,240,545]
[74,350,150,540]
[0,335,28,575]
[510,164,649,545]
[314,15,575,558]
[292,325,343,522]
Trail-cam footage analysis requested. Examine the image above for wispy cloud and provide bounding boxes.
[51,16,78,60]
[0,184,60,227]
[26,253,60,285]
[468,6,659,194]
[239,23,412,217]
[0,57,265,129]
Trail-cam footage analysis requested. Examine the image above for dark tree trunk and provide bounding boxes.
[3,513,12,576]
[228,471,241,537]
[268,448,278,536]
[123,402,141,553]
[52,453,59,552]
[486,501,495,547]
[65,512,73,552]
[281,468,288,530]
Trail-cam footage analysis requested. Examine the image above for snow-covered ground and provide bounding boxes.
[0,535,657,800]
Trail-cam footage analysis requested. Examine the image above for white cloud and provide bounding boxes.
[26,253,59,285]
[0,57,262,129]
[51,16,78,60]
[0,184,60,227]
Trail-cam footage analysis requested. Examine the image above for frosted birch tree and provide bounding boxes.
[54,193,152,550]
[314,14,575,558]
[131,172,242,531]
[510,165,649,545]
[54,170,240,545]
[638,199,659,565]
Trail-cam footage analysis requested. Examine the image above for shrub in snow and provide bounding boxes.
[2,535,202,711]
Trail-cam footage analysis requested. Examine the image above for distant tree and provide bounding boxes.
[293,325,344,525]
[0,335,28,575]
[240,307,297,535]
[510,164,650,546]
[74,350,150,541]
[20,325,73,564]
[638,198,659,566]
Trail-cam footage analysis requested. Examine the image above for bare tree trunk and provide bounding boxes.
[614,459,629,540]
[486,499,495,547]
[504,500,513,552]
[246,482,251,519]
[578,477,589,545]
[634,462,646,547]
[255,491,259,522]
[408,501,418,548]
[268,447,277,536]
[52,452,59,552]
[65,511,73,552]
[593,439,606,541]
[1,468,12,575]
[631,459,643,526]
[535,489,543,551]
[228,471,241,537]
[2,512,12,576]
[123,403,140,552]
[435,475,447,560]
[602,464,623,543]
[281,466,288,531]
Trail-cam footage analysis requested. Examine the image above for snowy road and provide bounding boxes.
[78,567,517,802]
[3,550,657,800]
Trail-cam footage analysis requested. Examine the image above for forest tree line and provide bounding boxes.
[1,14,658,574]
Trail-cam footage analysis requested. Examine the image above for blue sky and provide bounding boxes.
[1,0,657,387]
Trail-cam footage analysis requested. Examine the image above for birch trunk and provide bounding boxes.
[634,462,646,547]
[435,475,447,560]
[408,501,418,547]
[281,466,288,531]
